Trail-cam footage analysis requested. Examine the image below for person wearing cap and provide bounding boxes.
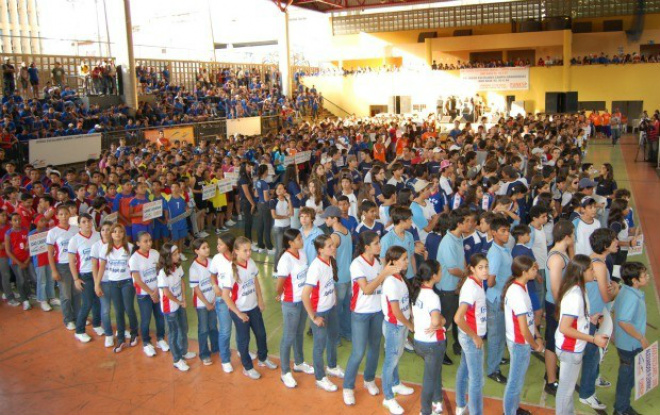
[578,177,607,225]
[439,160,454,197]
[321,205,353,343]
[574,196,601,256]
[410,179,439,244]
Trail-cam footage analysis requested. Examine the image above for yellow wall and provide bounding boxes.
[330,57,402,69]
[304,65,660,115]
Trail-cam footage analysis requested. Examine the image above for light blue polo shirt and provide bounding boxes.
[380,229,415,278]
[614,284,646,351]
[436,231,465,292]
[486,242,513,303]
[302,226,325,267]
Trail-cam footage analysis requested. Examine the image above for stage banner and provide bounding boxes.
[227,116,261,136]
[144,126,195,150]
[459,67,530,91]
[29,133,102,168]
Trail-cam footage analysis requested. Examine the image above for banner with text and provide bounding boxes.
[144,126,195,151]
[459,67,530,91]
[635,341,659,400]
[29,133,102,168]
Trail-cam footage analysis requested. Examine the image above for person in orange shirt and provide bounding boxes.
[601,110,612,138]
[591,110,603,138]
[395,133,409,157]
[373,136,387,163]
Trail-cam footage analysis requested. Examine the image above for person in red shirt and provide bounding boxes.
[2,186,18,214]
[38,195,57,228]
[16,193,35,231]
[30,215,55,311]
[5,213,30,309]
[0,210,15,306]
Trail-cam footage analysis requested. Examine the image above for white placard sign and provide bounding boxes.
[217,179,233,194]
[459,67,530,91]
[635,341,659,400]
[29,133,102,168]
[28,231,48,256]
[284,155,296,166]
[142,200,163,221]
[104,212,118,224]
[225,172,240,186]
[202,183,217,200]
[226,116,262,136]
[295,151,312,164]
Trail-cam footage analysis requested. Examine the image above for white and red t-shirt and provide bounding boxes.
[128,249,160,297]
[413,287,445,342]
[504,281,536,344]
[458,276,487,337]
[381,274,411,326]
[275,250,308,303]
[98,243,133,282]
[305,256,336,313]
[90,240,108,281]
[555,285,590,353]
[189,258,215,308]
[157,266,184,314]
[67,231,100,274]
[210,252,232,286]
[221,258,259,312]
[46,224,79,264]
[349,255,383,314]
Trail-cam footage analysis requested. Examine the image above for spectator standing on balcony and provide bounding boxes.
[28,62,39,99]
[105,60,117,95]
[162,65,170,84]
[18,63,29,98]
[52,62,66,89]
[2,58,16,97]
[79,61,90,95]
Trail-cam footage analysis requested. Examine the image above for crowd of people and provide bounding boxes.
[571,52,660,66]
[0,109,651,415]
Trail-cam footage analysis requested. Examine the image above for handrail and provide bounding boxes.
[322,97,352,117]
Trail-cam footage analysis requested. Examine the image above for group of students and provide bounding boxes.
[0,110,652,415]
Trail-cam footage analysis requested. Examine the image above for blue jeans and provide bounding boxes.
[456,331,484,415]
[100,281,113,336]
[137,295,165,345]
[280,301,307,375]
[196,307,219,360]
[230,306,268,370]
[486,298,505,375]
[35,265,54,302]
[214,298,233,363]
[578,323,600,399]
[75,272,101,334]
[107,279,138,343]
[335,282,352,340]
[556,349,584,415]
[382,321,408,400]
[503,341,531,415]
[310,306,339,380]
[165,308,189,363]
[10,264,31,302]
[614,348,641,413]
[415,340,447,415]
[344,312,384,389]
[57,263,81,325]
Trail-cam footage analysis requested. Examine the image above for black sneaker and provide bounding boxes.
[453,344,462,356]
[626,407,642,415]
[443,354,453,366]
[487,370,507,384]
[500,357,510,365]
[306,328,312,336]
[544,381,558,396]
[516,408,532,415]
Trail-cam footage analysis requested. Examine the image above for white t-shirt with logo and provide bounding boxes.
[221,258,259,312]
[46,225,79,264]
[157,266,184,314]
[67,231,100,273]
[349,255,383,314]
[381,275,411,326]
[210,252,232,289]
[458,276,487,336]
[189,258,215,308]
[504,282,536,344]
[413,287,446,343]
[305,256,336,313]
[98,243,134,282]
[90,240,108,281]
[555,285,590,353]
[128,249,160,297]
[276,250,308,303]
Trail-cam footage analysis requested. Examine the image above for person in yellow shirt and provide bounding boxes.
[210,165,228,234]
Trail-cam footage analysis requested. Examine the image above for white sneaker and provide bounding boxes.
[595,377,611,388]
[251,245,260,252]
[293,362,314,374]
[92,326,104,336]
[198,231,210,238]
[237,350,258,360]
[179,253,188,261]
[173,360,190,372]
[1,293,5,300]
[49,298,61,306]
[225,219,236,226]
[267,248,276,255]
[222,362,234,373]
[183,352,197,360]
[143,344,157,357]
[281,372,297,388]
[455,406,467,415]
[343,389,356,405]
[22,300,32,311]
[157,339,170,352]
[238,214,243,221]
[258,358,278,369]
[40,301,52,312]
[383,398,404,415]
[315,376,338,392]
[579,395,606,410]
[75,333,92,343]
[432,401,443,414]
[392,383,414,396]
[65,322,76,331]
[404,338,414,352]
[7,299,20,307]
[104,336,114,348]
[364,380,380,396]
[202,357,213,366]
[326,365,345,379]
[243,368,261,380]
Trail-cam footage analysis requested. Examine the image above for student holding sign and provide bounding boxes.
[30,215,55,312]
[130,183,154,238]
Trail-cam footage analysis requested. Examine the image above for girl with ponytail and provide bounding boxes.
[343,232,400,405]
[411,260,447,415]
[502,256,544,415]
[209,232,236,374]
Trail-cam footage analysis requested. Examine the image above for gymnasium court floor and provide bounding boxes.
[0,134,658,415]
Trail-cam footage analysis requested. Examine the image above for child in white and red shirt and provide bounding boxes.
[189,238,217,366]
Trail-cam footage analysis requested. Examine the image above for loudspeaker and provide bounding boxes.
[117,65,124,96]
[603,20,623,32]
[572,21,593,33]
[565,92,578,113]
[545,92,579,113]
[453,29,473,36]
[394,96,401,114]
[546,92,560,114]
